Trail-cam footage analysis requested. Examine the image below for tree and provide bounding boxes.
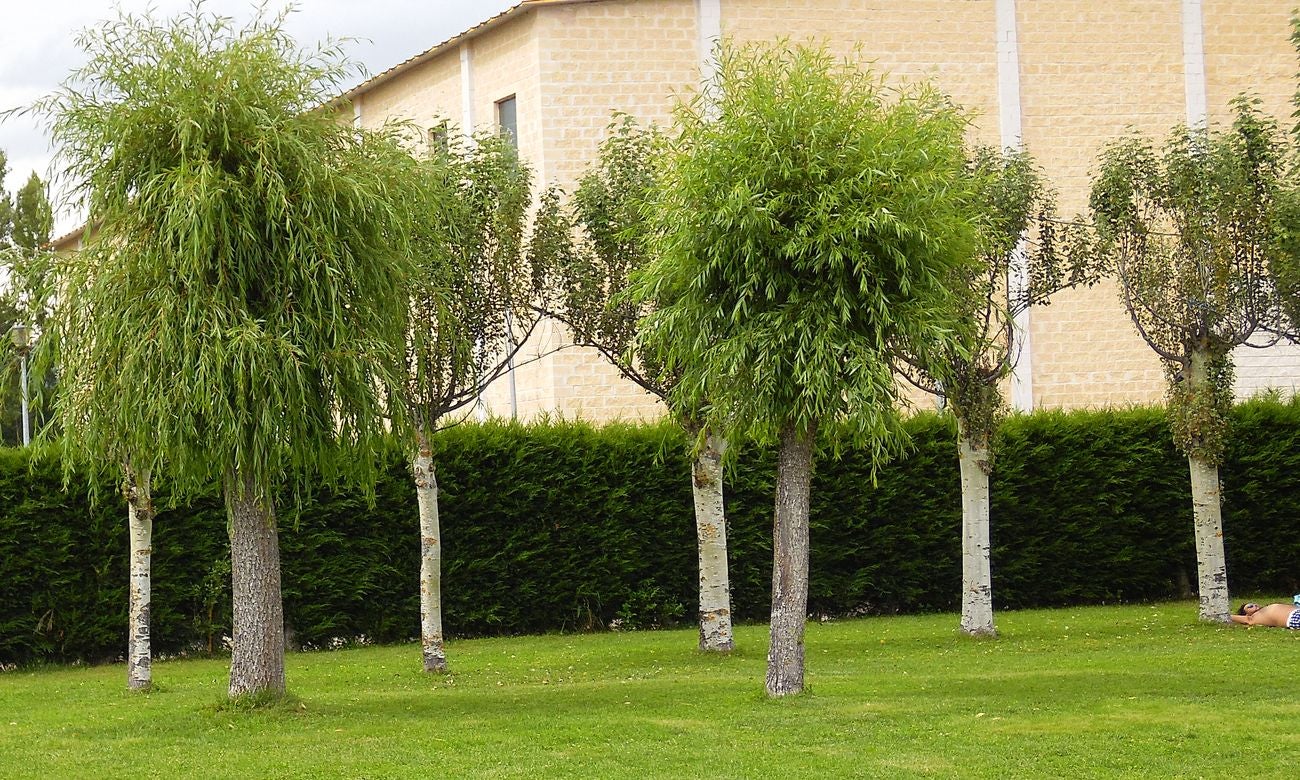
[34,7,418,697]
[11,172,53,256]
[0,159,55,446]
[1089,98,1295,622]
[403,128,563,673]
[898,148,1097,636]
[1270,14,1300,330]
[634,42,980,696]
[552,115,735,652]
[0,150,13,246]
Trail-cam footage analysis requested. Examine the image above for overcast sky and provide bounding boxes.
[0,0,517,233]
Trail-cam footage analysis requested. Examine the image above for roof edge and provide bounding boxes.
[333,0,606,107]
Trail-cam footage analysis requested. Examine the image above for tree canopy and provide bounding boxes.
[554,115,672,400]
[403,128,560,433]
[1091,98,1293,464]
[635,42,980,452]
[36,5,420,498]
[0,154,55,445]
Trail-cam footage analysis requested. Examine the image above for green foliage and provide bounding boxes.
[613,582,686,630]
[905,148,1097,447]
[1219,392,1300,587]
[0,150,12,244]
[1166,354,1236,464]
[0,154,56,446]
[404,129,562,431]
[1090,98,1295,460]
[34,6,419,499]
[988,409,1191,605]
[635,41,979,452]
[10,173,52,255]
[5,402,1300,666]
[555,115,672,400]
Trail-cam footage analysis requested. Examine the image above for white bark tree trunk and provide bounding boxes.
[1186,350,1230,623]
[415,430,447,673]
[957,420,997,637]
[1189,453,1229,621]
[766,421,816,698]
[693,431,734,652]
[226,471,286,698]
[123,465,153,691]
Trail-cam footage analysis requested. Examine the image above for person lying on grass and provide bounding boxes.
[1231,602,1300,629]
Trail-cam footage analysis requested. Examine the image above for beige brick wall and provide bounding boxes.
[1203,0,1293,124]
[722,0,1002,146]
[1015,0,1188,409]
[1204,1,1300,398]
[350,0,1300,423]
[359,48,460,136]
[1235,341,1300,399]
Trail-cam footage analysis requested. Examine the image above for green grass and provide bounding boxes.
[3,601,1299,778]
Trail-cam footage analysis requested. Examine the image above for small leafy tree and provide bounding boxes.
[552,115,735,652]
[1089,98,1294,622]
[634,42,980,696]
[899,148,1098,636]
[10,172,54,258]
[403,128,564,673]
[0,160,55,445]
[34,6,419,697]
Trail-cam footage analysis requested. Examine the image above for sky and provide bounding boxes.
[0,0,518,234]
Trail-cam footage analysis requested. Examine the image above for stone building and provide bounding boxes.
[60,0,1300,420]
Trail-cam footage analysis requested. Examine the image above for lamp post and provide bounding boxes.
[10,323,31,446]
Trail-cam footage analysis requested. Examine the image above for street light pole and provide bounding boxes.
[19,349,29,447]
[10,323,31,446]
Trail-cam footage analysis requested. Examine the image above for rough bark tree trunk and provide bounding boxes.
[123,464,153,691]
[1186,350,1230,623]
[226,471,286,698]
[957,419,997,637]
[766,421,817,698]
[414,429,448,673]
[692,430,734,652]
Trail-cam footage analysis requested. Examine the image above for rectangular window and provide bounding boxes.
[427,121,449,153]
[496,95,517,147]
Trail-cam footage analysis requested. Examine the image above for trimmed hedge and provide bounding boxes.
[3,400,1300,666]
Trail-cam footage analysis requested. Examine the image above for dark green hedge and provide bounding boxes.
[3,400,1299,666]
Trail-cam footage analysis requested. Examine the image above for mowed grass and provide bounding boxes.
[3,601,1299,779]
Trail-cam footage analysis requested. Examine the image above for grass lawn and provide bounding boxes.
[3,601,1299,778]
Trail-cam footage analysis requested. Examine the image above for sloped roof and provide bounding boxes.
[53,1,615,248]
[49,223,88,252]
[336,0,609,105]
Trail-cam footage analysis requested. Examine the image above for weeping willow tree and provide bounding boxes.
[634,42,979,697]
[898,148,1098,637]
[549,115,734,652]
[1089,98,1295,622]
[32,6,419,698]
[403,128,564,673]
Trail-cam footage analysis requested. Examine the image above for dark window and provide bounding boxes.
[427,121,449,153]
[496,95,517,147]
